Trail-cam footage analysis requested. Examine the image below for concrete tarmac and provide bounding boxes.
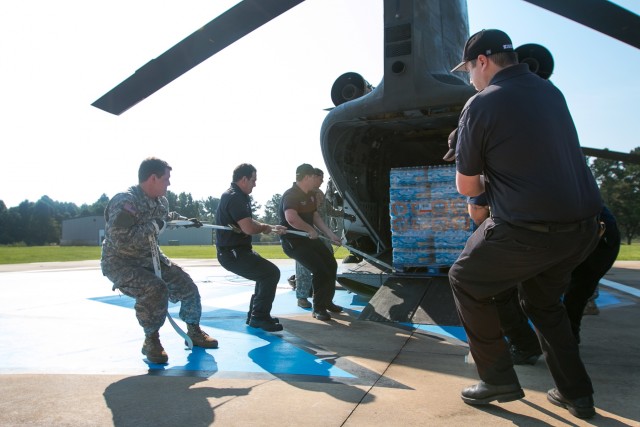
[0,259,638,426]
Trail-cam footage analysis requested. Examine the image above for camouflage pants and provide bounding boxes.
[295,262,313,299]
[103,262,202,335]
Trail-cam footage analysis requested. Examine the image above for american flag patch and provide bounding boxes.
[123,203,137,214]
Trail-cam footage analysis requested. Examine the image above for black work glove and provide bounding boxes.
[344,213,357,222]
[443,127,458,162]
[154,219,166,233]
[185,218,203,228]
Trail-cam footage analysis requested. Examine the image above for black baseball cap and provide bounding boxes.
[296,163,315,177]
[443,128,458,162]
[451,29,514,72]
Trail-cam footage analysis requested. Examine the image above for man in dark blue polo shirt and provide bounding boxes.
[449,29,602,419]
[216,163,287,332]
[467,193,620,346]
[279,164,342,321]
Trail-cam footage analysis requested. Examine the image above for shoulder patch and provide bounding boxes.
[122,203,137,215]
[113,210,136,228]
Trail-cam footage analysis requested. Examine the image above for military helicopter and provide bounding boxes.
[92,0,640,324]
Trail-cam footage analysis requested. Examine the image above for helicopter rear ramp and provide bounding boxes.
[359,275,462,326]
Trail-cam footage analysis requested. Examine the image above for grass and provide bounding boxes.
[0,245,349,264]
[0,243,637,265]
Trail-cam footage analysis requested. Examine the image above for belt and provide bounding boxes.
[501,217,596,233]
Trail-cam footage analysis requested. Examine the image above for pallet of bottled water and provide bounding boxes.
[390,165,472,274]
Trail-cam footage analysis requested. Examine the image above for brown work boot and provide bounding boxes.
[141,331,168,364]
[187,323,219,349]
[583,300,600,315]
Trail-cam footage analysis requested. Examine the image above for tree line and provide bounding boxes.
[1,151,638,246]
[590,149,640,245]
[0,191,283,246]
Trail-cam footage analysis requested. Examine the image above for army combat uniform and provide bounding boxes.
[101,185,216,363]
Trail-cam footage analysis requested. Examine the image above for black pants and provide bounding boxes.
[564,220,620,338]
[494,288,539,351]
[449,217,599,399]
[281,237,337,310]
[217,247,280,321]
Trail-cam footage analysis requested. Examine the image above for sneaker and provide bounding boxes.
[287,275,296,290]
[583,300,600,316]
[249,318,284,332]
[141,331,168,364]
[312,309,331,321]
[510,344,542,365]
[297,298,312,308]
[187,324,219,349]
[327,303,343,313]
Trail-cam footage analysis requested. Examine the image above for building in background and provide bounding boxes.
[61,216,213,246]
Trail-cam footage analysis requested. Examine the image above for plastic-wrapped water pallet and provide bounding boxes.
[390,165,472,274]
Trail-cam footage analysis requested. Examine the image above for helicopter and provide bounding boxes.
[92,0,640,324]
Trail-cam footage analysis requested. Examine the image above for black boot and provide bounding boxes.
[246,294,255,325]
[248,317,283,332]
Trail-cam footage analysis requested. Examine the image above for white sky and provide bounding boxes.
[1,0,639,211]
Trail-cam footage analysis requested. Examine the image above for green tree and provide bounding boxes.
[30,196,59,245]
[262,193,282,225]
[202,196,221,223]
[0,200,14,244]
[14,200,34,244]
[169,192,202,218]
[166,191,178,211]
[0,207,23,244]
[249,196,261,216]
[90,193,110,216]
[590,147,640,244]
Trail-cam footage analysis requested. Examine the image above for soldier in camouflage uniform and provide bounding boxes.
[101,157,217,364]
[294,168,354,309]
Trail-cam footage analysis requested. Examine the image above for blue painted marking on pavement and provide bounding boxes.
[94,289,356,378]
[404,289,624,345]
[596,289,620,306]
[91,294,135,308]
[413,324,468,342]
[2,264,634,379]
[600,278,640,298]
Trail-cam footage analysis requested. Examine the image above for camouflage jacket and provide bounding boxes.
[101,185,184,270]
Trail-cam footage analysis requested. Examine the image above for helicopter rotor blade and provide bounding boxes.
[522,0,640,50]
[581,147,640,164]
[92,0,305,115]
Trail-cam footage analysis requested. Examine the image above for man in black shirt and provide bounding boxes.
[279,164,342,321]
[216,163,287,332]
[449,29,602,419]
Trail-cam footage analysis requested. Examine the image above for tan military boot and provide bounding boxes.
[141,331,168,363]
[187,324,219,349]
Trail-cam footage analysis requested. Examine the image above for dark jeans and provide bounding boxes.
[449,217,600,399]
[217,247,280,321]
[281,237,337,310]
